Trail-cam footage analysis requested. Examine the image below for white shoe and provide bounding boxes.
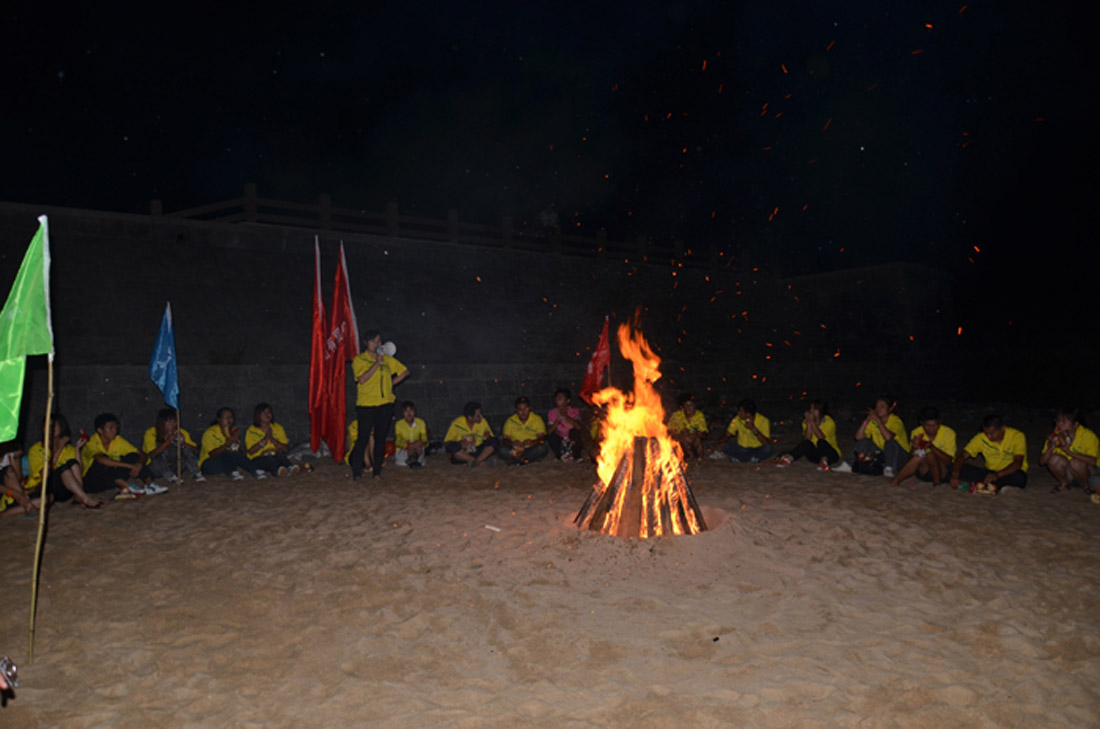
[230,470,245,481]
[144,482,169,496]
[127,482,147,495]
[882,466,896,478]
[818,458,830,470]
[833,461,853,473]
[254,469,268,480]
[192,472,206,483]
[707,451,726,460]
[163,472,179,484]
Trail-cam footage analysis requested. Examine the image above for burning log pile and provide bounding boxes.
[575,435,707,538]
[575,320,707,538]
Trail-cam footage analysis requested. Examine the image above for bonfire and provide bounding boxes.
[574,321,707,538]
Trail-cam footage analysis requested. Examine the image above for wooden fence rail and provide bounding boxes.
[152,183,730,271]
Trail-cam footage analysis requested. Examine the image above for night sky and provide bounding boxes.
[4,2,1093,297]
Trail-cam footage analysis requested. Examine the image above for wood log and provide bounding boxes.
[585,455,630,532]
[678,464,708,532]
[614,436,648,538]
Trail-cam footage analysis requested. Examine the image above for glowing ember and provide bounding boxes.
[575,320,706,538]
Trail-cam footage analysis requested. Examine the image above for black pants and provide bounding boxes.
[957,463,1028,489]
[547,429,580,458]
[84,452,152,493]
[350,403,395,477]
[788,439,840,465]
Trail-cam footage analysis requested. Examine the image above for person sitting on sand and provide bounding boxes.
[547,388,583,463]
[834,395,909,477]
[777,399,839,469]
[717,399,774,463]
[667,393,708,460]
[245,403,298,478]
[394,401,428,468]
[890,406,957,486]
[82,413,167,498]
[1038,407,1098,493]
[444,401,497,466]
[26,414,102,508]
[1,450,46,518]
[142,408,204,484]
[950,414,1028,492]
[500,396,549,466]
[200,407,262,480]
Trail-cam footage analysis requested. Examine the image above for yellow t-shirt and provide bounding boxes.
[502,413,547,443]
[199,424,242,467]
[1052,425,1099,464]
[865,413,909,451]
[353,352,408,407]
[910,424,957,458]
[802,415,840,453]
[142,426,197,454]
[668,410,708,434]
[394,417,428,450]
[963,427,1029,472]
[725,412,771,448]
[444,416,494,446]
[81,433,138,475]
[26,441,78,491]
[245,423,289,459]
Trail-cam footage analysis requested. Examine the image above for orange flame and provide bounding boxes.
[585,320,703,537]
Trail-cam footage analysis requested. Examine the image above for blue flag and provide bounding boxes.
[149,302,179,409]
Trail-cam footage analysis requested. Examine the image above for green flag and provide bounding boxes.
[0,216,54,441]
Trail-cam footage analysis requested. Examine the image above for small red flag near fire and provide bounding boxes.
[579,316,611,405]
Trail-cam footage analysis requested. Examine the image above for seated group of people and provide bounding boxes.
[353,389,587,469]
[666,394,1098,495]
[1,402,304,516]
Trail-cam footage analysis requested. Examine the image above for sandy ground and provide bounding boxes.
[1,450,1098,728]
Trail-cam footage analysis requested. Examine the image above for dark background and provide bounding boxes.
[2,1,1096,406]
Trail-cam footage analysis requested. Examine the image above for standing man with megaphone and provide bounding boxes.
[349,329,408,480]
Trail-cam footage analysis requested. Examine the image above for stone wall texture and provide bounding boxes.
[1,202,959,448]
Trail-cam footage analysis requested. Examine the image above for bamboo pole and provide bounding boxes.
[28,359,54,663]
[175,407,182,484]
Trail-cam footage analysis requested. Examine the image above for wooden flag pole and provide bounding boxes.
[176,407,182,484]
[28,358,54,663]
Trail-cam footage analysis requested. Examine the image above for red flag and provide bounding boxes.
[323,243,360,461]
[579,316,611,405]
[308,239,327,452]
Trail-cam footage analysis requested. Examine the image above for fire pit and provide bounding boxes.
[574,321,707,538]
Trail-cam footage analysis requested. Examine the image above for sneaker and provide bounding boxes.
[127,482,147,495]
[143,482,169,496]
[883,466,896,478]
[707,451,727,460]
[729,457,742,464]
[193,472,207,483]
[776,455,794,468]
[163,472,179,484]
[230,470,245,481]
[288,465,301,476]
[277,466,288,477]
[833,461,853,473]
[817,458,830,471]
[255,469,268,480]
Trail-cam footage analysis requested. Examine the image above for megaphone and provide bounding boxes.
[380,341,397,357]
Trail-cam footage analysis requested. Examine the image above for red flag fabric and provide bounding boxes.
[323,243,360,461]
[579,316,611,405]
[308,240,327,452]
